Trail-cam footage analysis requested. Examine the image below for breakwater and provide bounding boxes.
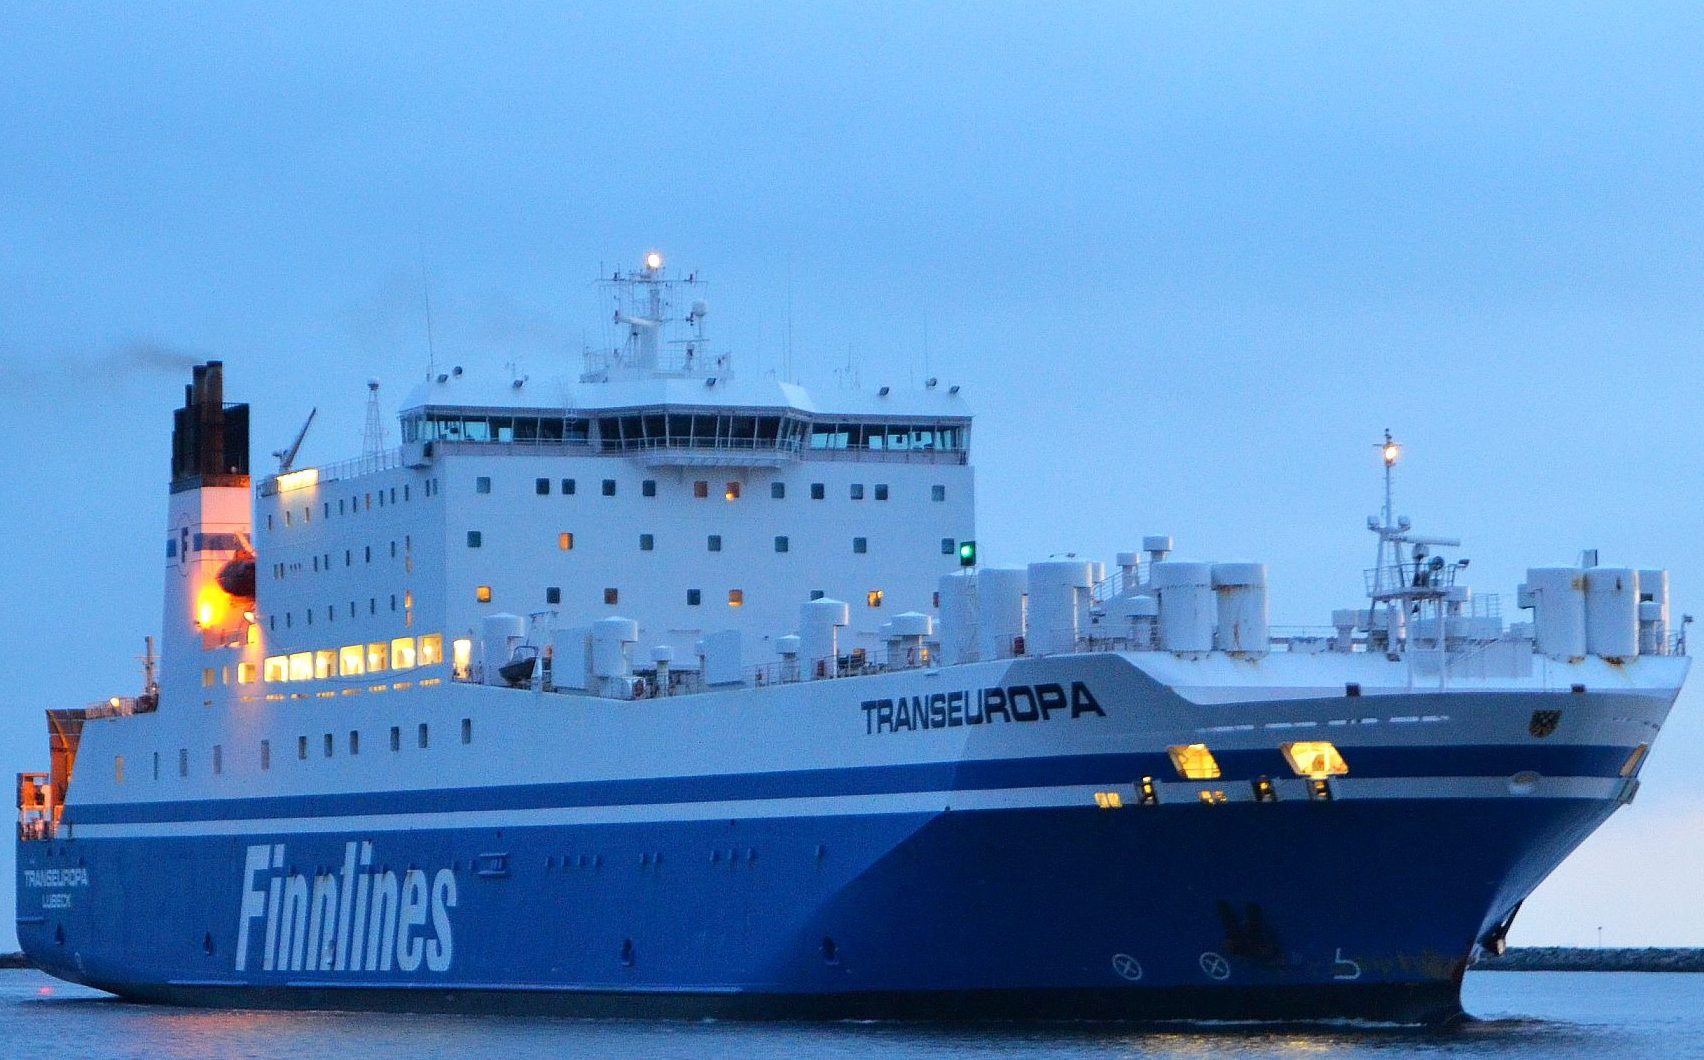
[1477,947,1704,972]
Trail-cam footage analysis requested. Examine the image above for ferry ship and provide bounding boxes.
[15,255,1690,1022]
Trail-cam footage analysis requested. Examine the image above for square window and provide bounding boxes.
[850,483,865,500]
[535,478,550,495]
[771,482,786,499]
[775,536,789,553]
[640,534,654,551]
[810,590,825,600]
[467,530,482,548]
[476,585,492,603]
[942,537,956,555]
[810,483,825,500]
[728,589,744,607]
[694,480,709,498]
[867,589,884,608]
[546,587,561,604]
[853,537,868,554]
[642,479,657,497]
[687,589,702,606]
[602,479,616,496]
[724,482,741,501]
[562,478,576,495]
[558,532,574,551]
[932,484,946,502]
[604,588,619,605]
[476,477,491,494]
[875,484,889,501]
[708,535,722,552]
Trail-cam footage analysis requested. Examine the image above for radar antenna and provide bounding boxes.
[272,408,318,473]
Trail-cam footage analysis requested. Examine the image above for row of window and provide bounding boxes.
[478,586,890,609]
[267,479,438,532]
[271,536,414,581]
[486,476,949,503]
[260,633,462,684]
[402,411,968,455]
[116,717,474,784]
[266,591,413,632]
[470,532,960,557]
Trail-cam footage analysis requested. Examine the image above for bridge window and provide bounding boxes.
[602,479,616,496]
[467,531,482,548]
[942,538,955,555]
[535,478,550,495]
[1167,743,1222,780]
[561,478,576,495]
[546,587,561,604]
[708,535,722,552]
[476,477,491,494]
[850,484,865,500]
[874,484,888,501]
[853,538,867,554]
[775,536,789,553]
[811,483,824,500]
[771,482,785,499]
[642,479,657,497]
[640,534,654,551]
[687,589,701,606]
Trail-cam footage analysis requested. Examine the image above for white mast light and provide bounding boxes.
[644,251,663,271]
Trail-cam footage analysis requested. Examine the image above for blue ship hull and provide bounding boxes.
[17,792,1614,1023]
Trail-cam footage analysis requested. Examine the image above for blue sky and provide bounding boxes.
[3,3,1703,950]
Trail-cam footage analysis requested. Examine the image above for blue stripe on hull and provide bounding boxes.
[64,742,1637,826]
[18,795,1615,1022]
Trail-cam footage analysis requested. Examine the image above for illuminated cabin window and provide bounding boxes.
[558,532,574,551]
[237,662,256,684]
[314,650,336,680]
[419,634,444,666]
[263,656,289,683]
[288,652,313,682]
[476,585,492,603]
[115,755,124,784]
[725,482,741,501]
[867,590,884,608]
[201,668,215,688]
[1280,741,1349,779]
[694,480,709,498]
[339,645,365,677]
[391,637,417,670]
[367,642,390,673]
[728,589,744,607]
[452,638,473,679]
[1167,743,1222,780]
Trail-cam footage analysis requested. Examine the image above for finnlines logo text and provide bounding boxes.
[862,681,1105,734]
[236,841,458,974]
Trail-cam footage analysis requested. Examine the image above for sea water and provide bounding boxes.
[3,970,1699,1059]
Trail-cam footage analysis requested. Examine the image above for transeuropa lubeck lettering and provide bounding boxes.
[235,841,458,975]
[861,681,1105,735]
